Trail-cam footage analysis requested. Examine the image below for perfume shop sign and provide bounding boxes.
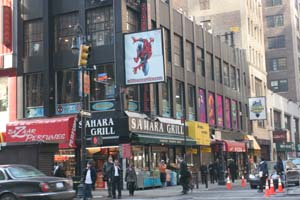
[128,117,184,135]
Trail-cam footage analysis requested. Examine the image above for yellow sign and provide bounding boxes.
[230,26,240,32]
[201,147,211,153]
[187,121,210,145]
[0,132,4,143]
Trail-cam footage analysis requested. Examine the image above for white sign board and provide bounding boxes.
[249,97,267,120]
[124,29,165,85]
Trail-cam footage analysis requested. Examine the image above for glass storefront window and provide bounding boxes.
[127,86,140,112]
[90,64,115,101]
[56,70,81,104]
[24,20,43,57]
[0,77,8,112]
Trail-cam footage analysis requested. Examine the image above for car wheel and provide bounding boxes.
[250,184,257,189]
[0,194,17,200]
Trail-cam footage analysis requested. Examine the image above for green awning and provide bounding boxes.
[132,133,197,146]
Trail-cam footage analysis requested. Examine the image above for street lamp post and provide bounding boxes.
[71,25,92,197]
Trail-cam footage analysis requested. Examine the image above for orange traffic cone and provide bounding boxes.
[278,176,284,193]
[226,176,232,190]
[241,175,246,188]
[264,178,270,197]
[269,177,275,195]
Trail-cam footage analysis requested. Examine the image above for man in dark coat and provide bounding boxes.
[200,163,208,189]
[177,156,190,194]
[103,155,113,197]
[276,156,284,175]
[111,159,122,199]
[83,160,97,200]
[258,157,268,192]
[208,162,215,184]
[228,160,237,183]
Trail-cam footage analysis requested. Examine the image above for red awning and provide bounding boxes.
[6,116,76,148]
[223,140,246,152]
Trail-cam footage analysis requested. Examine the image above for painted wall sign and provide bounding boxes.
[25,107,44,118]
[128,117,184,135]
[91,101,115,111]
[56,103,81,115]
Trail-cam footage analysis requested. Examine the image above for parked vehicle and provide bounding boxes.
[292,158,300,169]
[248,160,300,189]
[0,164,75,200]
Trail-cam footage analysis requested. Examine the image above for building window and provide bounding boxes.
[296,16,300,31]
[186,41,194,72]
[90,64,115,101]
[236,69,240,92]
[270,79,288,92]
[24,20,43,57]
[266,14,284,27]
[265,0,282,7]
[206,53,214,80]
[86,7,113,47]
[223,62,229,87]
[162,78,172,117]
[268,35,285,49]
[25,73,43,107]
[230,66,236,90]
[295,118,299,143]
[285,115,291,131]
[174,34,183,67]
[0,77,8,112]
[215,57,222,84]
[163,28,171,62]
[126,8,139,32]
[255,78,263,96]
[175,80,184,119]
[56,70,81,104]
[188,85,196,121]
[268,57,287,71]
[54,12,79,52]
[274,110,281,129]
[127,86,140,112]
[298,37,300,52]
[199,0,210,10]
[197,47,205,76]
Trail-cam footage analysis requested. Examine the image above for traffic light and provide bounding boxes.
[78,44,91,67]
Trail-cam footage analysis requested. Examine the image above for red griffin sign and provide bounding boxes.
[6,116,76,147]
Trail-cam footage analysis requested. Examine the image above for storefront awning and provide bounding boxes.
[224,140,246,152]
[245,135,261,150]
[6,116,76,148]
[133,133,197,146]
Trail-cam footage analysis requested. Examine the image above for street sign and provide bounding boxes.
[80,110,92,118]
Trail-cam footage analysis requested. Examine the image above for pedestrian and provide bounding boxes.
[177,156,190,194]
[228,160,237,183]
[103,155,114,198]
[83,160,97,200]
[200,163,208,189]
[111,159,122,199]
[208,162,214,184]
[125,163,137,196]
[213,161,219,183]
[258,157,268,193]
[159,160,167,187]
[53,163,66,178]
[276,156,284,176]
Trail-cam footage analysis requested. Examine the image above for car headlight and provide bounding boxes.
[249,174,256,179]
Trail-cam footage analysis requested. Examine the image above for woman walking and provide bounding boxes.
[125,163,137,196]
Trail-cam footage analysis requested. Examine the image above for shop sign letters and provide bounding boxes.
[129,117,184,135]
[85,118,115,136]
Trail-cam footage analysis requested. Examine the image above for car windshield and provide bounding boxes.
[7,166,46,179]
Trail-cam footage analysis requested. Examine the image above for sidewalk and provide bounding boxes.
[75,180,244,200]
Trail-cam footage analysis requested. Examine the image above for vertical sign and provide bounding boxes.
[1,5,12,49]
[198,89,206,123]
[217,94,224,127]
[231,99,238,129]
[249,97,267,120]
[208,92,215,125]
[225,98,231,128]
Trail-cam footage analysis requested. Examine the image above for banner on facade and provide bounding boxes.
[187,121,210,146]
[249,97,267,120]
[124,29,165,85]
[273,130,287,143]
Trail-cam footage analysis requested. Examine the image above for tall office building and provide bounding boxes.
[263,0,300,102]
[188,0,271,160]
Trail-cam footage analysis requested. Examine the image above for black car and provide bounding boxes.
[0,165,75,200]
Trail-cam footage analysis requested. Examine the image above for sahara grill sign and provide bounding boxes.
[128,117,184,135]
